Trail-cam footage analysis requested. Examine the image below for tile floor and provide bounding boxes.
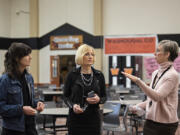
[43,117,143,135]
[43,117,180,135]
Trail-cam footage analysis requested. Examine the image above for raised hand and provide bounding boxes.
[121,71,139,82]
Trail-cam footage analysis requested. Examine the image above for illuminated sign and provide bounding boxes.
[50,35,83,50]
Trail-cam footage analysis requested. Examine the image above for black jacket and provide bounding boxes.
[63,67,107,109]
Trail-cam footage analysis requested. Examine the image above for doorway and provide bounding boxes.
[50,55,76,87]
[59,55,76,87]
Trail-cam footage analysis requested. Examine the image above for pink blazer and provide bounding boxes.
[137,62,179,123]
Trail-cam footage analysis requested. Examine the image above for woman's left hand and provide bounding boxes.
[121,71,139,82]
[36,101,45,112]
[86,94,100,104]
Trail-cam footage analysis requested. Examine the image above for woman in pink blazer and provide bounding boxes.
[122,40,179,135]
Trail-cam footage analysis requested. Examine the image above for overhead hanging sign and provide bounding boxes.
[50,35,83,50]
[104,35,158,55]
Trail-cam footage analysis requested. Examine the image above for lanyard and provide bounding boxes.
[149,65,171,107]
[151,65,171,89]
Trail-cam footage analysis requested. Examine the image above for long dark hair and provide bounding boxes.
[4,42,32,79]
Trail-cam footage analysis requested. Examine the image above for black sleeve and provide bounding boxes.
[63,71,74,109]
[99,72,107,104]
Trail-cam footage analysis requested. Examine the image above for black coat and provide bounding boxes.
[63,66,106,108]
[63,66,107,135]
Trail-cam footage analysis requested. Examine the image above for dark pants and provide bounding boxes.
[2,125,37,135]
[1,128,24,135]
[143,119,178,135]
[24,116,38,135]
[1,116,37,135]
[25,123,38,135]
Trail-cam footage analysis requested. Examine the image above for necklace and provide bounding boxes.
[81,69,91,74]
[81,72,93,82]
[81,72,93,86]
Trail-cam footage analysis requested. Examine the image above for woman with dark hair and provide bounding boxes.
[122,40,179,135]
[0,42,44,135]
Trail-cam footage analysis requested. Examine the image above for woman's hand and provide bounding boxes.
[73,104,84,114]
[129,105,138,114]
[23,106,37,115]
[121,71,139,82]
[86,94,100,104]
[36,101,45,112]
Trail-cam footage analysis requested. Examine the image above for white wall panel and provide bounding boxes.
[10,0,29,37]
[66,0,94,34]
[0,50,7,75]
[39,0,94,36]
[103,0,180,35]
[0,0,11,37]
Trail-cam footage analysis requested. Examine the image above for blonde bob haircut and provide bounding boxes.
[75,44,96,65]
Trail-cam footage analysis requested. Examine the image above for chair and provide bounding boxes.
[122,104,130,131]
[129,113,145,135]
[106,88,120,100]
[34,88,44,101]
[103,102,126,135]
[36,101,56,134]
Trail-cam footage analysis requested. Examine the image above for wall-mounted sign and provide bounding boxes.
[174,53,180,72]
[110,68,119,76]
[50,35,83,50]
[144,57,159,79]
[124,68,133,75]
[104,35,158,55]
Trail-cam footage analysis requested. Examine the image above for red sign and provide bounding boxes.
[104,36,157,54]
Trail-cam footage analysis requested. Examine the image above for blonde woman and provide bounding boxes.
[122,40,179,135]
[63,44,107,135]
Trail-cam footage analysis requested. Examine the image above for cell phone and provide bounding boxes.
[87,91,95,98]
